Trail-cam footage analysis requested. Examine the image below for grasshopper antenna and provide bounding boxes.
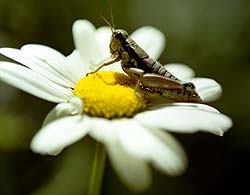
[100,14,114,33]
[110,7,115,30]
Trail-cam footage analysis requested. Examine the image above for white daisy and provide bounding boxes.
[0,19,232,192]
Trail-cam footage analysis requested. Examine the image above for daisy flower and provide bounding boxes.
[0,19,232,192]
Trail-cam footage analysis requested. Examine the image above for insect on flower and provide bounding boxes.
[90,17,203,103]
[0,18,232,193]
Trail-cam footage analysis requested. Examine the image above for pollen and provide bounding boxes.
[73,71,146,119]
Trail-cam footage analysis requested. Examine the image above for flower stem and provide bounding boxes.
[87,141,106,195]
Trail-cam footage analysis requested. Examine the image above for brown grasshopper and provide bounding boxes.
[91,25,202,103]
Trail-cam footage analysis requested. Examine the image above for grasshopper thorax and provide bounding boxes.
[110,29,128,56]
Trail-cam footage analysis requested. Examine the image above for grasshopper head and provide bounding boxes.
[110,29,128,56]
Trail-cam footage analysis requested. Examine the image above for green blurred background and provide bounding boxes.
[0,0,249,194]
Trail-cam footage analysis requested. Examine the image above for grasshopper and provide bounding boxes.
[91,21,202,103]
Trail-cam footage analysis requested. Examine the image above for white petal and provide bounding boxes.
[131,26,165,60]
[0,47,73,88]
[88,118,126,144]
[188,78,222,102]
[21,44,77,84]
[0,62,72,102]
[66,50,88,81]
[31,115,89,155]
[136,103,232,136]
[95,26,112,59]
[164,63,195,79]
[42,97,83,126]
[149,128,188,174]
[117,121,187,175]
[89,118,152,191]
[106,140,151,192]
[72,20,102,70]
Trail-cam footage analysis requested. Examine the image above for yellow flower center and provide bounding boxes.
[73,71,146,119]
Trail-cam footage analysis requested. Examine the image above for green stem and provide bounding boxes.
[87,142,106,195]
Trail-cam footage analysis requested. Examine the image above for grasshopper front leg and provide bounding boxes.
[88,56,121,74]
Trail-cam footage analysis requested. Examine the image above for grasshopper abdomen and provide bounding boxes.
[120,35,180,81]
[140,57,180,81]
